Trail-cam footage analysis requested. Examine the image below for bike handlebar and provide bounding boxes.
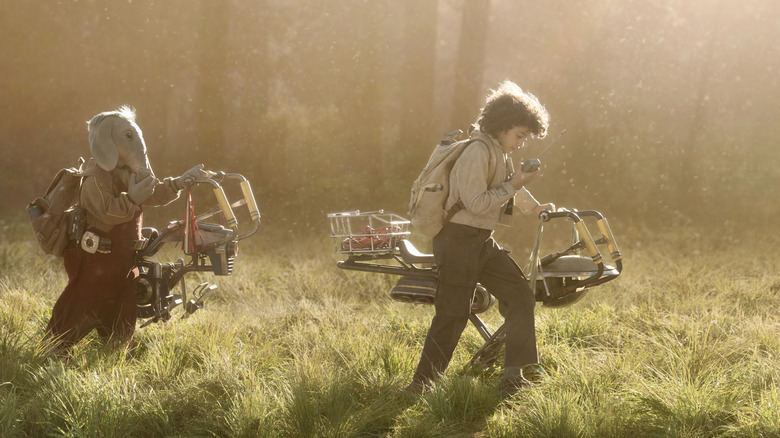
[136,170,261,259]
[537,207,622,273]
[186,170,262,240]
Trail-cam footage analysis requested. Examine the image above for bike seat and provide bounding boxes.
[398,239,435,264]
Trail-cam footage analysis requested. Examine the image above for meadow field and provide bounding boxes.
[3,1,780,436]
[1,213,779,438]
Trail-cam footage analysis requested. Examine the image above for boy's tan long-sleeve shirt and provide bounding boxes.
[445,132,541,231]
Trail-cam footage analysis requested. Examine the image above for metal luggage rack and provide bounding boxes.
[327,210,410,256]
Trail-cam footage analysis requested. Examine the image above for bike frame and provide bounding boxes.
[135,171,261,327]
[331,208,623,368]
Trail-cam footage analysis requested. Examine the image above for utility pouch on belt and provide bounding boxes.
[67,207,86,242]
[80,231,111,254]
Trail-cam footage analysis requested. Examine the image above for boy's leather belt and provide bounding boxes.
[80,231,148,254]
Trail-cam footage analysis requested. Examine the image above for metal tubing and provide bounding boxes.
[573,221,603,265]
[213,186,237,228]
[337,260,437,279]
[237,180,261,241]
[597,218,622,266]
[469,314,495,341]
[239,180,260,222]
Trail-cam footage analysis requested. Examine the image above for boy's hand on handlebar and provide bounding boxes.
[533,203,556,216]
[510,168,539,189]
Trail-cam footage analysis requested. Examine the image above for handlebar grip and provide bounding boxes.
[214,187,237,228]
[540,209,578,221]
[574,221,603,265]
[574,210,604,219]
[240,180,261,222]
[597,218,622,263]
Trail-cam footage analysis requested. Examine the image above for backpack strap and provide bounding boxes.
[444,200,465,223]
[444,138,500,224]
[466,137,500,187]
[75,157,85,206]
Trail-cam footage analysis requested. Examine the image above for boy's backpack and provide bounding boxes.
[408,130,498,237]
[27,158,86,256]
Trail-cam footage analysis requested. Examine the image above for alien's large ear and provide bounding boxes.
[88,115,119,171]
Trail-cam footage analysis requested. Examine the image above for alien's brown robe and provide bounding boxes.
[46,158,180,355]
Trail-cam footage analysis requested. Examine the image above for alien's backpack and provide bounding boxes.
[27,157,86,256]
[408,131,497,237]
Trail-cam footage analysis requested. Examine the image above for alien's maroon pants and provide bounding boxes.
[46,211,142,355]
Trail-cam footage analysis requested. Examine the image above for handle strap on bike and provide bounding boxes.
[183,188,204,254]
[527,216,545,297]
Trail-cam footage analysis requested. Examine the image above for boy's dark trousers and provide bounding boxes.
[411,222,538,383]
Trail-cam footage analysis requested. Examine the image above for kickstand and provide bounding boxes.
[468,322,507,369]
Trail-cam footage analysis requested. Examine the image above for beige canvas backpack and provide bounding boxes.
[408,131,497,237]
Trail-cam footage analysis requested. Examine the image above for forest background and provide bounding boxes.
[2,1,780,436]
[2,0,778,242]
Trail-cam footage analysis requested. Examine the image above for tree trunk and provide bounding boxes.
[398,0,438,151]
[195,0,229,157]
[450,0,491,129]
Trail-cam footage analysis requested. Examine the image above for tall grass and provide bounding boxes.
[2,217,779,437]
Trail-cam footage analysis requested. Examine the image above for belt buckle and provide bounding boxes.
[133,238,149,251]
[80,231,111,254]
[80,231,100,254]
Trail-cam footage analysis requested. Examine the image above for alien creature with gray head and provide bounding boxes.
[45,106,206,359]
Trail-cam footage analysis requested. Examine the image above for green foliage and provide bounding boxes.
[2,221,780,437]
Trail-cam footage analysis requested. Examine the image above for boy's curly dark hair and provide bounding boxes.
[476,81,549,138]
